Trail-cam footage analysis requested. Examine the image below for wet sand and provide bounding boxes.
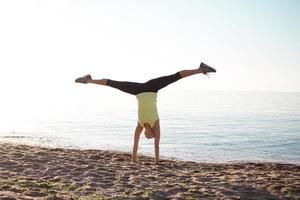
[0,142,299,200]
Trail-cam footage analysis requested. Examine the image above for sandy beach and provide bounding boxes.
[0,143,299,200]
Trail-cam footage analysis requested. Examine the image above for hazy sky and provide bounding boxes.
[0,0,299,113]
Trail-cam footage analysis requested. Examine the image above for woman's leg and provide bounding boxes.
[87,78,143,95]
[145,68,203,92]
[179,62,217,77]
[87,79,107,85]
[144,72,182,92]
[179,68,202,78]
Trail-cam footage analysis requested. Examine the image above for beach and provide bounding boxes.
[0,143,299,200]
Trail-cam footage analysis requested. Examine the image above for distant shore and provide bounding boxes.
[0,143,299,200]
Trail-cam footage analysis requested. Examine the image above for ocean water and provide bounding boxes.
[0,90,300,164]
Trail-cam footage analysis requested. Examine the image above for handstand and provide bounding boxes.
[75,62,216,164]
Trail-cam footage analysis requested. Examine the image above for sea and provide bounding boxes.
[0,90,299,164]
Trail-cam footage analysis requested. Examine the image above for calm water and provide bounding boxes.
[1,90,300,164]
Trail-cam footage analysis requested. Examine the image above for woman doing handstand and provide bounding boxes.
[75,62,216,164]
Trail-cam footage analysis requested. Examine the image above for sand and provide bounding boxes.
[0,143,299,200]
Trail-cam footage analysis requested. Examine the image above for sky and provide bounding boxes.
[0,0,299,114]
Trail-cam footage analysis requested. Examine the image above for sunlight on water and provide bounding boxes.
[0,90,300,164]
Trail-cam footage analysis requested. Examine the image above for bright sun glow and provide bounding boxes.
[0,0,300,117]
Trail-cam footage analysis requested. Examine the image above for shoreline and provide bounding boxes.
[2,140,299,166]
[0,142,299,199]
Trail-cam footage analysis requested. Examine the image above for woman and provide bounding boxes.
[75,62,216,164]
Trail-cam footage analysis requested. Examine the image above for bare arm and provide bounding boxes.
[153,121,161,164]
[132,122,143,163]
